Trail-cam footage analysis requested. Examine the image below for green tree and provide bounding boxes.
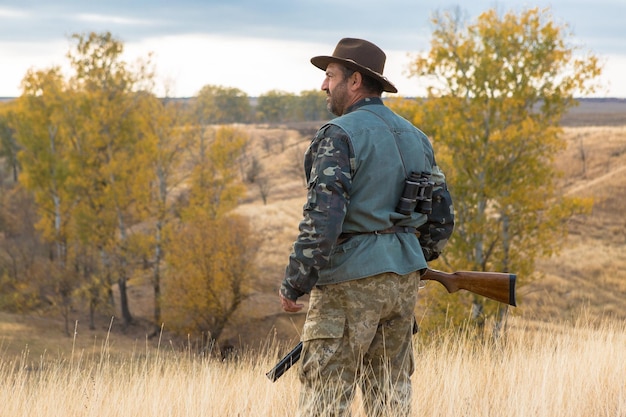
[192,85,251,124]
[256,90,297,123]
[401,7,600,332]
[295,89,330,121]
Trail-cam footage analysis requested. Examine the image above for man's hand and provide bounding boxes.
[279,291,304,313]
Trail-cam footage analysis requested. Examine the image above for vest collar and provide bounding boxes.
[346,96,384,114]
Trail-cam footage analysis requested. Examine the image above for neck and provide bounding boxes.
[343,92,380,114]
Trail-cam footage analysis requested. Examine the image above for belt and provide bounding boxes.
[338,225,419,244]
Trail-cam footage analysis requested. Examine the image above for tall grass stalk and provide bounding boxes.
[0,317,624,416]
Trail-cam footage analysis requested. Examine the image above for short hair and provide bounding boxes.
[340,66,384,95]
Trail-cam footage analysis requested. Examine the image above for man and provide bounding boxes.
[279,38,444,417]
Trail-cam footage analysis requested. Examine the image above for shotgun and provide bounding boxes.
[266,268,516,382]
[421,268,516,307]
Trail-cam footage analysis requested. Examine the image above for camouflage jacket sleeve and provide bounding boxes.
[280,125,353,301]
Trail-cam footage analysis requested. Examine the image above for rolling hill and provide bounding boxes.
[2,99,625,355]
[226,100,626,346]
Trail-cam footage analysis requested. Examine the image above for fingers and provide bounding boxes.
[279,291,304,312]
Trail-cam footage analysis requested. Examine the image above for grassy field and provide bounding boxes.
[1,100,625,415]
[1,316,624,416]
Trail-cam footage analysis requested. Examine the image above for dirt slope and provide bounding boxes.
[225,123,626,345]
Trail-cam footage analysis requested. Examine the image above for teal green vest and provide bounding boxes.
[317,103,433,285]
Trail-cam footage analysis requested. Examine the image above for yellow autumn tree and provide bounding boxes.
[13,32,161,330]
[163,213,258,347]
[395,7,601,332]
[185,125,248,219]
[14,67,71,260]
[11,67,83,334]
[64,32,158,327]
[0,100,49,314]
[0,104,20,183]
[162,125,256,347]
[132,94,194,329]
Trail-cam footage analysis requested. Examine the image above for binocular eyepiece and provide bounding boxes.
[395,172,434,215]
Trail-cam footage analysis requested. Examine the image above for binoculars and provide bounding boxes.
[395,172,434,215]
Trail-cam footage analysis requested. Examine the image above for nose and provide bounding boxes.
[321,77,329,91]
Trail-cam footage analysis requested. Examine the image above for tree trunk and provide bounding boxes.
[153,222,163,328]
[89,299,96,330]
[118,276,132,327]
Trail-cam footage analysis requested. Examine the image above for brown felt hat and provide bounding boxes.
[311,38,397,93]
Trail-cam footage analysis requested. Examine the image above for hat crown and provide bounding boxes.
[332,38,386,74]
[310,38,397,93]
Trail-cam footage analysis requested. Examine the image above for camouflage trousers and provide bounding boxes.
[296,271,421,417]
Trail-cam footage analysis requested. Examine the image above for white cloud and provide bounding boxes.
[0,40,70,96]
[74,13,161,26]
[592,54,626,98]
[125,35,330,97]
[0,7,28,18]
[1,35,625,99]
[125,36,432,98]
[1,1,625,99]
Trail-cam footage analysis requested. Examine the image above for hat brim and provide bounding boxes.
[311,55,398,94]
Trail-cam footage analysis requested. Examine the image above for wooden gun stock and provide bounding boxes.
[421,269,517,307]
[266,268,517,382]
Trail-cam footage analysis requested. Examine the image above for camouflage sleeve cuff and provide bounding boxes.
[280,281,306,301]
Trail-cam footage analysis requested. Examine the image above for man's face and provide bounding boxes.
[321,63,351,116]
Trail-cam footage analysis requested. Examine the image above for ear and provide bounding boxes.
[350,71,363,91]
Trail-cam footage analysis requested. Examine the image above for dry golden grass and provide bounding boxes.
[1,316,624,416]
[1,113,626,416]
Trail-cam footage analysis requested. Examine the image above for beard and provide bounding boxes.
[326,79,349,116]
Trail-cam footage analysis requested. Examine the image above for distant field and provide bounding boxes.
[3,96,625,126]
[561,98,626,126]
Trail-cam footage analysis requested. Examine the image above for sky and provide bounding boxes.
[1,0,625,98]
